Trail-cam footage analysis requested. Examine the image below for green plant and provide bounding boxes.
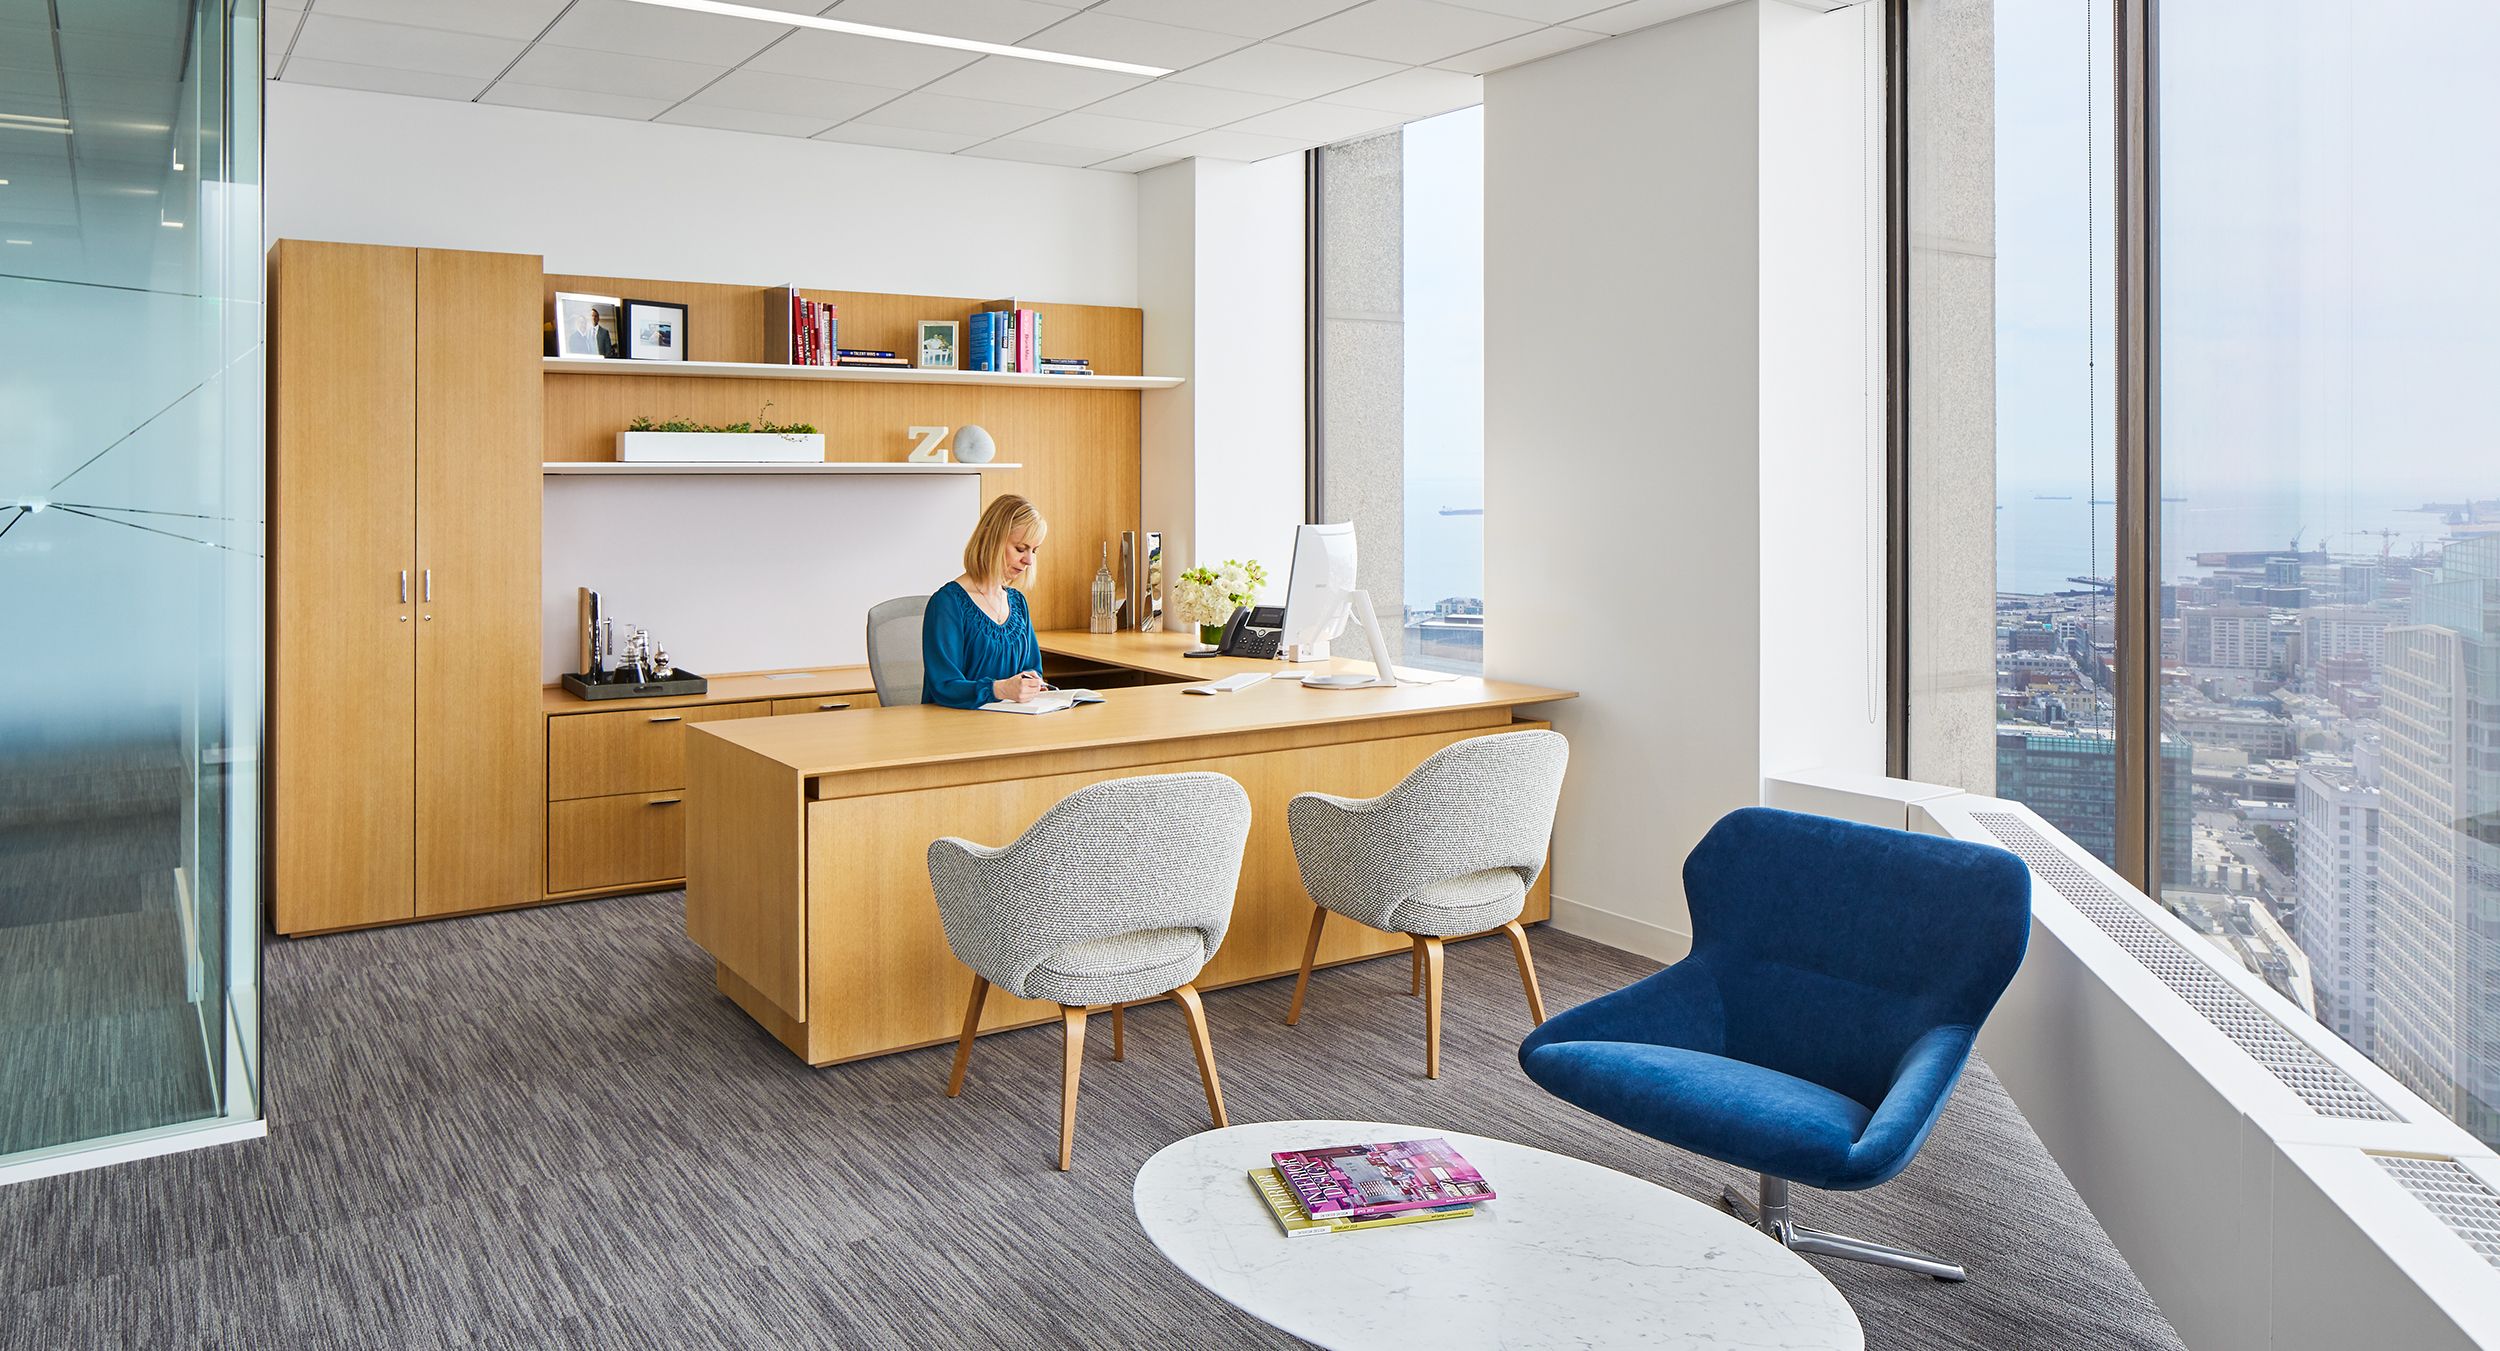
[626,400,817,436]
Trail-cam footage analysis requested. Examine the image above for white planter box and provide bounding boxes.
[614,430,824,464]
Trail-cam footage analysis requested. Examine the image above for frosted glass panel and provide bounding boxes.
[0,0,263,1163]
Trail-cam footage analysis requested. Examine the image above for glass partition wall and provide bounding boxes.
[0,0,264,1173]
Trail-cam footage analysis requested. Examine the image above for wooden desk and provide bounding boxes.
[683,632,1574,1065]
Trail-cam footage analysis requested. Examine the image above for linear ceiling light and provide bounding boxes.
[613,0,1172,77]
[0,113,72,135]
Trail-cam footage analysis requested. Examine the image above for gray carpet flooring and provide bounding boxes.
[1,891,2187,1350]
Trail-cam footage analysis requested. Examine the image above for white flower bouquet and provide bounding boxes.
[1172,559,1268,648]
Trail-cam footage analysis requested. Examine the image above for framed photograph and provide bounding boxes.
[916,320,959,371]
[621,299,688,362]
[552,292,622,360]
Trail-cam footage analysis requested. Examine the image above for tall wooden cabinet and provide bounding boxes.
[271,240,544,934]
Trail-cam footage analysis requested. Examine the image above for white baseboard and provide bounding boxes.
[1545,893,1691,964]
[0,1115,266,1189]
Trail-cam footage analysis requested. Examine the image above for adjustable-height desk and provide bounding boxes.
[682,630,1574,1065]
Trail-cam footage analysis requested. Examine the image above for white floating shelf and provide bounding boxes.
[543,357,1183,390]
[543,461,1020,476]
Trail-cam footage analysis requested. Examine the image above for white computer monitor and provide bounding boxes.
[1279,522,1398,688]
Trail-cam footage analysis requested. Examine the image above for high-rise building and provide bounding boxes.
[2181,604,2271,670]
[2296,758,2382,1053]
[2301,605,2398,675]
[1996,726,2193,880]
[2372,537,2500,1147]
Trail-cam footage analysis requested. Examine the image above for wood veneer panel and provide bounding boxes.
[548,699,770,801]
[547,791,687,894]
[540,273,1145,630]
[684,731,810,1020]
[271,240,418,934]
[416,248,547,917]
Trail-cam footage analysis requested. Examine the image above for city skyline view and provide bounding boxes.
[1989,0,2499,1147]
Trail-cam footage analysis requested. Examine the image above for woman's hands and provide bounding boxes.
[992,671,1047,703]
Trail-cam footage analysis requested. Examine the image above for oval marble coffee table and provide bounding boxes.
[1133,1120,1863,1351]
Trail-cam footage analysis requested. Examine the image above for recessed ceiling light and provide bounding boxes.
[161,219,184,228]
[613,0,1171,77]
[4,239,31,246]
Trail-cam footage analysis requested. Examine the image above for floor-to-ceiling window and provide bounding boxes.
[1908,0,2499,1151]
[0,0,264,1173]
[1312,106,1486,676]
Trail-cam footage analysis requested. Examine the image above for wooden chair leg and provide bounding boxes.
[1411,942,1423,996]
[1419,936,1445,1079]
[1503,920,1548,1025]
[946,975,989,1097]
[1058,1006,1088,1171]
[1110,1004,1125,1061]
[1285,906,1327,1026]
[1171,983,1228,1128]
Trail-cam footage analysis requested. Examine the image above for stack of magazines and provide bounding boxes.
[1249,1136,1494,1239]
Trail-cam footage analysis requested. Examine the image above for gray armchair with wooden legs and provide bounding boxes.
[1283,729,1569,1078]
[928,772,1252,1170]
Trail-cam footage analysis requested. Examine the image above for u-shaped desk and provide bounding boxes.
[682,629,1574,1065]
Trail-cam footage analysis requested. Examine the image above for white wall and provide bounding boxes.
[1137,157,1306,597]
[1485,1,1882,957]
[265,83,1139,305]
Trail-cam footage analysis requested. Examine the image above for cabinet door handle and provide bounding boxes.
[648,714,682,723]
[422,569,432,602]
[818,702,851,711]
[647,797,682,807]
[398,570,408,603]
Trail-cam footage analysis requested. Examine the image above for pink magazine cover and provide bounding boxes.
[1270,1138,1494,1220]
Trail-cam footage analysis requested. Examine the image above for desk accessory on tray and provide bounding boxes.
[563,587,707,699]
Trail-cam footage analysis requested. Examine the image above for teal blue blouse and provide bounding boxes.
[921,581,1042,709]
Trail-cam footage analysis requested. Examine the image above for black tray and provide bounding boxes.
[561,668,709,700]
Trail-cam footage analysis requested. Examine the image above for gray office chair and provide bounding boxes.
[1284,729,1569,1079]
[929,772,1252,1170]
[866,594,929,706]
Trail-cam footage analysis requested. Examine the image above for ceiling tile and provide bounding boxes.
[1092,0,1365,41]
[657,104,834,138]
[1008,110,1197,153]
[540,0,791,66]
[264,8,304,66]
[289,13,524,78]
[1080,80,1289,128]
[686,70,894,121]
[1568,0,1722,35]
[1272,0,1539,65]
[1435,0,1616,19]
[56,31,181,80]
[1147,127,1309,162]
[480,81,679,120]
[960,139,1107,168]
[1429,24,1603,73]
[497,43,726,101]
[813,122,988,153]
[741,29,979,89]
[918,55,1147,111]
[847,90,1056,137]
[1328,65,1481,115]
[1016,11,1251,70]
[278,57,489,101]
[1088,148,1183,173]
[823,0,1068,45]
[307,0,570,42]
[1166,43,1401,100]
[1220,100,1402,143]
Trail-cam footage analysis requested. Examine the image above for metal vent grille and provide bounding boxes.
[1970,811,2397,1122]
[2376,1156,2500,1268]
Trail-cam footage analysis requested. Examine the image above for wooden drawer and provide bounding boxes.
[771,691,880,716]
[548,792,686,894]
[548,700,770,801]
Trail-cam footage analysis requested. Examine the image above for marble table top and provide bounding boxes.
[1132,1120,1864,1351]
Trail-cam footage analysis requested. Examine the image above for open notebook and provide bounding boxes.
[978,689,1105,716]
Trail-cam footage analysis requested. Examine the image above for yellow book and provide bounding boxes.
[1248,1167,1476,1239]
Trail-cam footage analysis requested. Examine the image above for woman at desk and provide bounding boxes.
[923,494,1049,708]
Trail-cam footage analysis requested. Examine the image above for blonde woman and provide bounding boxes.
[923,494,1048,708]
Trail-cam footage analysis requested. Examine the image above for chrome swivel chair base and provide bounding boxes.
[1720,1176,1968,1282]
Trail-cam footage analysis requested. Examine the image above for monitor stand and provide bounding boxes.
[1302,590,1399,689]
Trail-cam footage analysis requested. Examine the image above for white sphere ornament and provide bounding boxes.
[954,424,997,464]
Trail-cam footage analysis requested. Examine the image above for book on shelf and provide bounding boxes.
[1247,1168,1474,1239]
[1038,357,1092,376]
[1271,1138,1495,1220]
[766,286,839,366]
[836,348,897,359]
[975,300,1041,373]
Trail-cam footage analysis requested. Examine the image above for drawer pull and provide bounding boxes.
[647,797,683,807]
[818,702,851,711]
[648,714,683,723]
